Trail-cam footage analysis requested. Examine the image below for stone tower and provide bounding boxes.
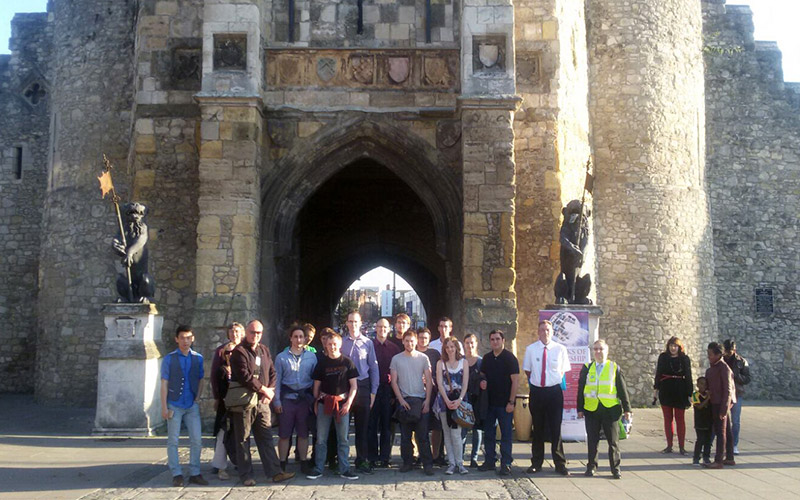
[35,0,136,404]
[587,0,718,401]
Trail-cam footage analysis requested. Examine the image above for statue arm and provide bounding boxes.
[123,230,148,265]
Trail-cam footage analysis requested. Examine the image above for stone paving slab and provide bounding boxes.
[2,396,800,500]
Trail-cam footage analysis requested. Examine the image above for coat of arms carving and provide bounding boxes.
[423,57,451,87]
[350,56,375,85]
[478,44,500,69]
[317,58,337,82]
[388,57,410,84]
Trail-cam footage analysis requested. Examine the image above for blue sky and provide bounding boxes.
[0,1,797,80]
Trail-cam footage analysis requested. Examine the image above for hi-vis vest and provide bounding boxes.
[583,361,619,411]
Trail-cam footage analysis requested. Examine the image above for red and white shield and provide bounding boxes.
[388,57,410,84]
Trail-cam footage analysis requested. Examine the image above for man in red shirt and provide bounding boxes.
[703,342,736,469]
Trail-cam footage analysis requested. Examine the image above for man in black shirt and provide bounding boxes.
[307,332,359,480]
[478,330,519,476]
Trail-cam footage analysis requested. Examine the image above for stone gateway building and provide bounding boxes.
[0,0,798,406]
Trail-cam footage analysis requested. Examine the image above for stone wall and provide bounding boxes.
[266,0,458,46]
[0,13,52,393]
[512,0,592,358]
[35,0,137,405]
[588,0,719,404]
[703,0,800,399]
[131,0,204,348]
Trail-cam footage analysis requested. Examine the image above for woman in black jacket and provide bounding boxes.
[653,337,693,454]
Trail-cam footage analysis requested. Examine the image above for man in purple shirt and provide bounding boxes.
[704,342,737,469]
[368,318,401,468]
[341,311,379,474]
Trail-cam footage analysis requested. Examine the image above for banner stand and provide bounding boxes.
[539,304,604,442]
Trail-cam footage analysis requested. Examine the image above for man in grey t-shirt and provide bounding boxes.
[390,330,434,475]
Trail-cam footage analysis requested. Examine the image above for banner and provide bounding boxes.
[539,309,591,441]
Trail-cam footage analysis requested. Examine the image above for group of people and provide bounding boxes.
[161,312,722,486]
[653,336,750,468]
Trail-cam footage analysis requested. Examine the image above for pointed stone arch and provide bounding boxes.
[259,117,463,337]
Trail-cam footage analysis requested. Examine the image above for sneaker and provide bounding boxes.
[469,459,479,468]
[499,464,512,476]
[272,471,295,483]
[217,468,229,480]
[356,461,373,474]
[585,468,596,477]
[691,460,701,467]
[188,475,208,486]
[242,478,257,486]
[171,475,184,487]
[340,470,359,480]
[306,469,323,480]
[733,446,740,455]
[445,465,455,475]
[458,466,469,475]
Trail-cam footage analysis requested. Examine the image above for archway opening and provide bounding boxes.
[336,267,428,334]
[291,159,446,337]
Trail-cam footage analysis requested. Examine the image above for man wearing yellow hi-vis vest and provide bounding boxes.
[577,339,632,479]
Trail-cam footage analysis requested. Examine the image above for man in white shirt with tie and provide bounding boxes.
[522,320,571,475]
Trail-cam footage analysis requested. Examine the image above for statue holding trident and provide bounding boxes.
[98,155,155,303]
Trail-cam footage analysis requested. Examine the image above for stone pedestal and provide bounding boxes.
[93,303,165,436]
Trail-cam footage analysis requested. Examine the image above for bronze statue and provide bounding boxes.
[554,199,592,305]
[112,202,155,303]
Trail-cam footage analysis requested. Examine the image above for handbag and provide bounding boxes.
[393,397,423,424]
[453,399,476,429]
[224,381,258,412]
[443,362,475,429]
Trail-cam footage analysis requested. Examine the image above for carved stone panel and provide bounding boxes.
[265,49,460,92]
[350,55,375,85]
[214,34,247,71]
[472,35,506,73]
[171,48,202,90]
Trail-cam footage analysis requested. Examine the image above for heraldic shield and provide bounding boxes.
[388,57,410,84]
[478,44,500,69]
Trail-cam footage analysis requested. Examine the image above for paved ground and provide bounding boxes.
[1,395,799,499]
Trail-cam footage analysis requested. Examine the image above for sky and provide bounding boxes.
[347,266,412,291]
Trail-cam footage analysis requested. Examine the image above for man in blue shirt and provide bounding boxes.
[160,325,207,487]
[341,311,379,474]
[275,323,318,473]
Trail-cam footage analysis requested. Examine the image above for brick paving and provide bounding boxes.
[1,395,799,500]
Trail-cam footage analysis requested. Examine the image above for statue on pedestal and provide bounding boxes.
[554,199,592,305]
[112,202,155,303]
[98,155,155,303]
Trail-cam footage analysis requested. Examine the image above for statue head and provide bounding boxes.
[563,199,590,225]
[124,202,147,222]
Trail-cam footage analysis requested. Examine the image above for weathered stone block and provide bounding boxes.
[200,140,222,159]
[492,266,515,291]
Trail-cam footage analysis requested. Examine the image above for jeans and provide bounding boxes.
[483,406,513,467]
[399,405,433,468]
[462,426,483,462]
[315,402,351,474]
[167,402,202,477]
[439,412,463,468]
[368,384,394,462]
[730,399,742,447]
[711,403,734,463]
[693,428,712,463]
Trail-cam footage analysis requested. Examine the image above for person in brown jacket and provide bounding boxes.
[230,320,295,485]
[703,342,736,469]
